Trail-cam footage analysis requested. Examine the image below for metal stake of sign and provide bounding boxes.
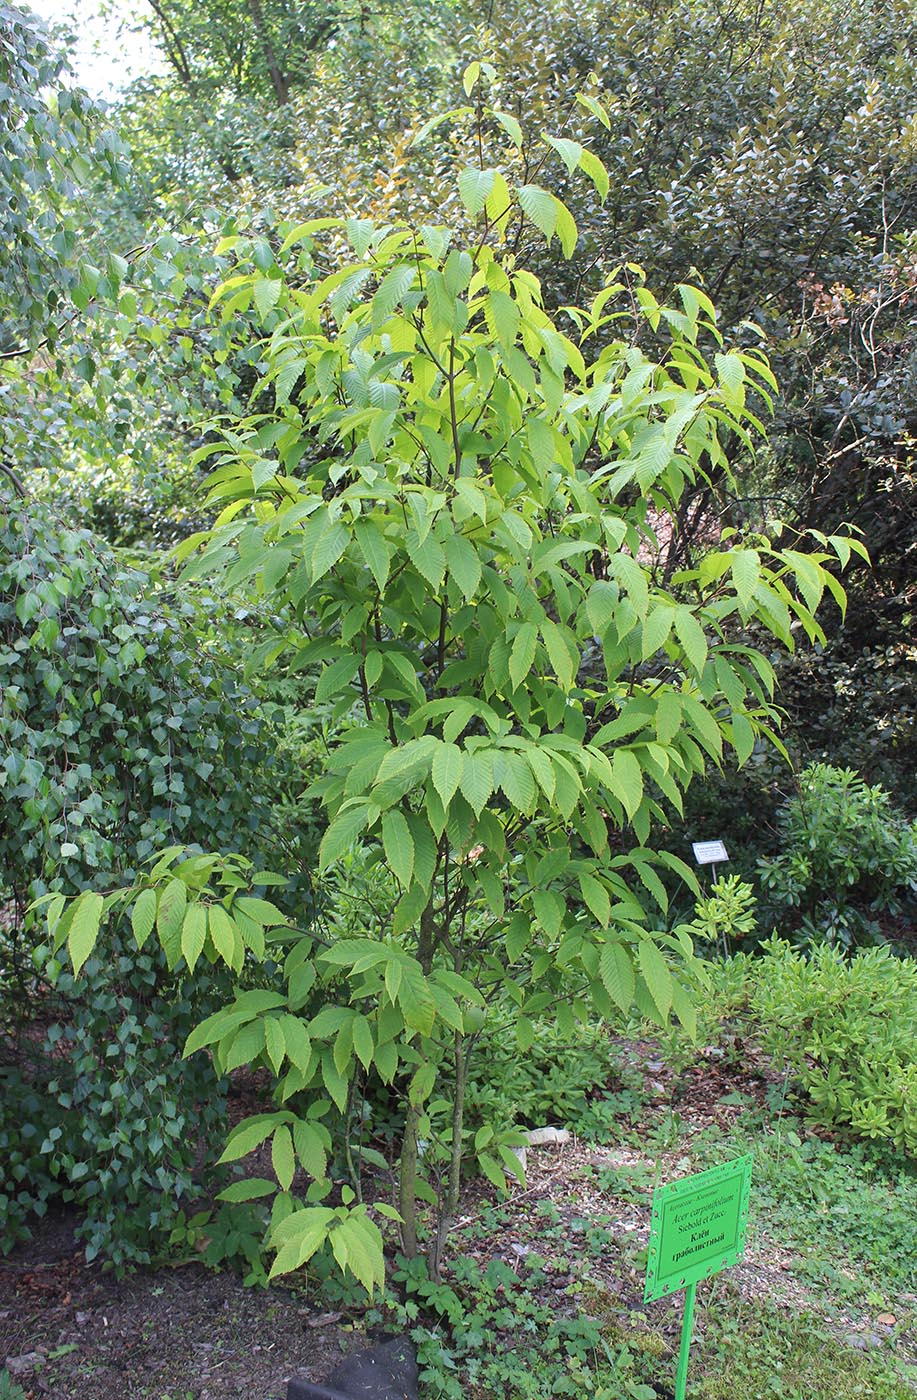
[675,1282,696,1400]
[645,1155,752,1398]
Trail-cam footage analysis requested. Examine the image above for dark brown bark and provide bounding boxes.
[246,0,289,105]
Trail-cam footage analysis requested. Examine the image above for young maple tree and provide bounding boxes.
[46,76,863,1288]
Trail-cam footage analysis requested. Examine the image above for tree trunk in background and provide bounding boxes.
[246,0,289,104]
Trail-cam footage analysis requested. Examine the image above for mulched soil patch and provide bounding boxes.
[0,1209,358,1400]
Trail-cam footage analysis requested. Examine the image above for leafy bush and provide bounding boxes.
[686,875,758,951]
[757,763,917,945]
[0,923,228,1268]
[0,497,286,1266]
[753,939,917,1153]
[464,1016,624,1136]
[0,1069,59,1249]
[0,494,271,916]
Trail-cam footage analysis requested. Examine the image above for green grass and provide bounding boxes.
[698,1298,916,1400]
[686,1110,917,1298]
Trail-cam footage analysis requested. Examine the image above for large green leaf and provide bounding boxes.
[382,808,415,887]
[68,892,104,978]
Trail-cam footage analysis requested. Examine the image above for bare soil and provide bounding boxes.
[0,1211,358,1400]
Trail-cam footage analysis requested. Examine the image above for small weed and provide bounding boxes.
[0,1372,27,1400]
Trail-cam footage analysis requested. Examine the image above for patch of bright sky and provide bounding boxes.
[32,0,165,100]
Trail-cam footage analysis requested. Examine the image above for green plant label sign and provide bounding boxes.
[644,1155,752,1301]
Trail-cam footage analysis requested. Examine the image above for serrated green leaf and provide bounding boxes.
[311,520,349,583]
[541,619,577,690]
[579,148,609,200]
[432,743,463,807]
[599,942,635,1012]
[578,872,611,927]
[293,1120,328,1180]
[265,1017,286,1074]
[674,606,708,674]
[319,803,370,870]
[382,808,415,888]
[517,184,557,241]
[554,200,578,257]
[68,891,104,978]
[638,940,673,1020]
[352,1014,374,1070]
[156,878,187,968]
[443,533,482,602]
[354,518,391,592]
[208,903,239,968]
[458,166,496,217]
[217,1177,277,1202]
[234,896,286,926]
[533,888,564,938]
[612,749,644,820]
[544,133,583,173]
[181,903,207,971]
[509,622,538,690]
[224,1019,266,1072]
[281,1014,313,1075]
[131,888,156,950]
[731,550,760,610]
[499,752,536,812]
[655,690,682,745]
[272,1125,295,1190]
[219,1114,283,1164]
[460,750,494,816]
[492,109,523,147]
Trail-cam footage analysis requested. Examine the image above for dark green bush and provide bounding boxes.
[465,1016,623,1135]
[757,763,917,946]
[0,493,271,919]
[0,1069,59,1248]
[0,921,229,1267]
[36,930,227,1268]
[0,495,286,1265]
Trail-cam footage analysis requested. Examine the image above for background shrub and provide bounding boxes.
[752,939,917,1153]
[0,493,273,917]
[757,763,917,947]
[35,929,228,1269]
[0,494,297,1265]
[464,1017,625,1137]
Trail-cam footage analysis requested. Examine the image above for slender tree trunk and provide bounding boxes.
[398,1101,422,1257]
[148,0,197,91]
[246,0,289,104]
[397,902,436,1258]
[431,1028,467,1280]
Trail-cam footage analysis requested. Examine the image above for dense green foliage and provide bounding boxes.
[1,4,916,1380]
[758,764,917,946]
[682,940,917,1155]
[41,153,860,1291]
[0,0,124,357]
[0,933,227,1268]
[0,493,269,920]
[754,940,917,1153]
[0,489,302,1269]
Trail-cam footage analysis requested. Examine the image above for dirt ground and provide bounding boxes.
[0,1210,358,1400]
[2,1042,913,1399]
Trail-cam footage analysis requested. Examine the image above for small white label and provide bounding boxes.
[692,839,729,865]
